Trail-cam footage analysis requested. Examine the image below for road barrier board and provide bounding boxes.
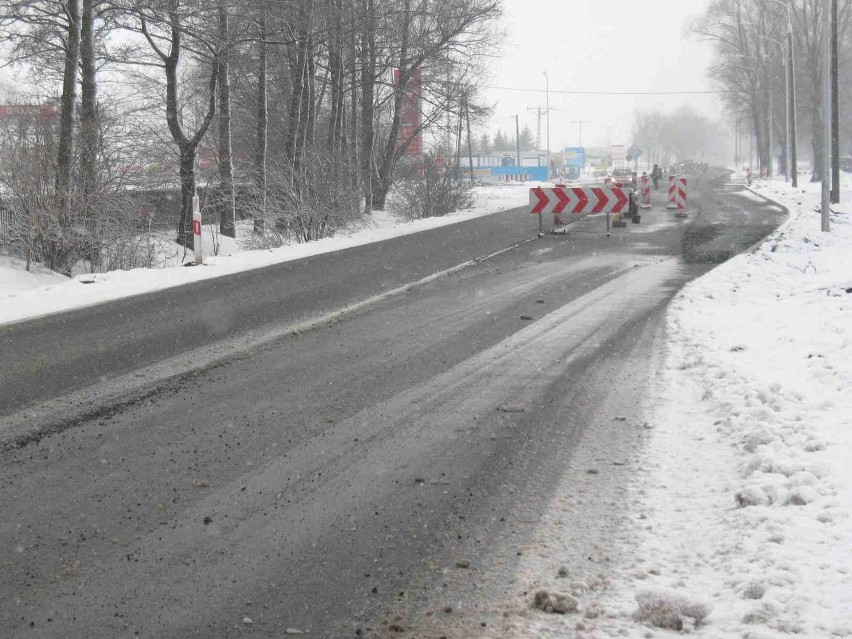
[529,187,629,216]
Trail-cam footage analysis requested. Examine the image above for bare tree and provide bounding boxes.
[216,0,234,237]
[57,0,80,220]
[80,0,98,229]
[692,0,852,179]
[133,0,220,247]
[254,7,268,224]
[368,0,501,210]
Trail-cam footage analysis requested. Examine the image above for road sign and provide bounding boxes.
[529,187,629,216]
[628,144,642,159]
[612,145,627,168]
[562,147,586,168]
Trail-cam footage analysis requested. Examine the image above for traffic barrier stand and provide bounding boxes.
[192,193,203,265]
[674,177,688,218]
[666,175,677,210]
[640,175,652,209]
[529,186,629,237]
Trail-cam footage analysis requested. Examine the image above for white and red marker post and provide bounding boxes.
[192,192,203,265]
[640,175,652,209]
[666,175,677,209]
[675,177,688,216]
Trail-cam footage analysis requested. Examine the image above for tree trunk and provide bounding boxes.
[327,0,344,153]
[218,4,236,238]
[285,0,315,173]
[80,0,98,231]
[812,120,824,181]
[348,0,359,192]
[144,9,218,247]
[254,11,268,233]
[56,0,82,224]
[178,147,197,248]
[359,0,376,212]
[372,0,411,211]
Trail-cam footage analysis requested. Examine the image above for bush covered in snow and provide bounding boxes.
[634,588,713,631]
[533,589,579,615]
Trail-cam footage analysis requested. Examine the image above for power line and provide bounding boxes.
[487,85,730,96]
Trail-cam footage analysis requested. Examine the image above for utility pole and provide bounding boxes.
[527,107,543,150]
[465,98,475,183]
[515,114,521,167]
[769,0,797,187]
[544,71,551,180]
[783,46,791,182]
[822,0,831,231]
[831,0,840,203]
[570,120,592,148]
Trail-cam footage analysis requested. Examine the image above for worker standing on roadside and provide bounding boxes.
[652,164,662,191]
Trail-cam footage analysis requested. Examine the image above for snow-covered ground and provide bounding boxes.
[0,183,537,326]
[512,175,852,637]
[0,252,69,295]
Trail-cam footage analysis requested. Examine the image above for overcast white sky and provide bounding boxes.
[484,0,723,151]
[0,0,724,156]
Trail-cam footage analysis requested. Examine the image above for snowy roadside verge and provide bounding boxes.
[0,183,538,327]
[599,180,851,637]
[505,178,852,638]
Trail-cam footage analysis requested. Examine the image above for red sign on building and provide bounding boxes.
[394,68,422,156]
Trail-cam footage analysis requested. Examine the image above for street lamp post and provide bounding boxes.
[571,120,591,148]
[831,0,840,204]
[767,62,774,179]
[767,0,798,186]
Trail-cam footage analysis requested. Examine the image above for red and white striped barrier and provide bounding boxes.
[675,177,688,211]
[666,175,677,209]
[529,186,629,218]
[192,193,202,265]
[640,175,651,208]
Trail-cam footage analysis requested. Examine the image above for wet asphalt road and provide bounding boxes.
[0,174,786,638]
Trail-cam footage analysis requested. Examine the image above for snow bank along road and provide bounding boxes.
[0,174,786,638]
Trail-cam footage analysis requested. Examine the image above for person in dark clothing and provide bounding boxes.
[628,188,640,222]
[651,164,662,191]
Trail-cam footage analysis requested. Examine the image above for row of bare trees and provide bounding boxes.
[690,0,852,179]
[0,0,502,273]
[632,106,728,168]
